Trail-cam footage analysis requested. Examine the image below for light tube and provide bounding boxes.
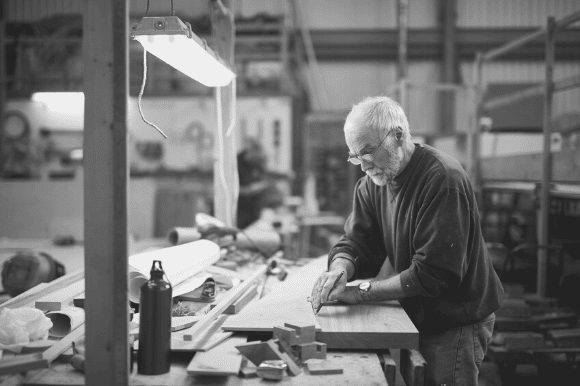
[131,16,235,87]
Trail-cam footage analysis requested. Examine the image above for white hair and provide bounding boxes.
[346,96,410,141]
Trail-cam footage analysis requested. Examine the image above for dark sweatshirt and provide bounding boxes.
[328,143,504,333]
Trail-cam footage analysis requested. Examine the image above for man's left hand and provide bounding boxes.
[329,285,363,304]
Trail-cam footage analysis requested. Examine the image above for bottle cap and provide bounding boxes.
[150,260,164,279]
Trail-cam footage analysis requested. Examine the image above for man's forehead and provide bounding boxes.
[345,128,375,153]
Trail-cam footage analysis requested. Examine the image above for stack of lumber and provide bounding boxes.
[0,271,86,384]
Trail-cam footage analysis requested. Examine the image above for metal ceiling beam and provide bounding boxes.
[305,28,580,61]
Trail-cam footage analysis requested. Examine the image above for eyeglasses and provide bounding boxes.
[347,130,390,165]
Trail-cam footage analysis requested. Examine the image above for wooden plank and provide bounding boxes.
[42,325,85,363]
[0,325,84,383]
[210,284,258,314]
[0,354,48,376]
[0,271,83,311]
[186,335,246,376]
[222,256,419,350]
[183,265,267,348]
[82,0,129,385]
[172,315,233,352]
[35,281,84,311]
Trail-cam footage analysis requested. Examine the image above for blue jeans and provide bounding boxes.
[419,313,495,386]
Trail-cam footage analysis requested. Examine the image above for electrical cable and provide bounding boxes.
[216,87,232,225]
[138,49,168,139]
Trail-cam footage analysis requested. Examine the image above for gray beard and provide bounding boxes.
[368,155,402,185]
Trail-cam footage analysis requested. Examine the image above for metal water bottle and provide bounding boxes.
[137,260,172,375]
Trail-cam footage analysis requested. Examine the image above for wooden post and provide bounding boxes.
[83,1,130,385]
[537,17,555,298]
[397,0,409,112]
[468,52,483,207]
[211,0,238,227]
[0,2,6,130]
[439,0,457,134]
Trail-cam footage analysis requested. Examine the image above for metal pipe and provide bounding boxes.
[537,16,556,298]
[553,74,580,93]
[482,84,544,110]
[483,9,580,62]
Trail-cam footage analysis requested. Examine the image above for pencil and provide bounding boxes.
[315,270,344,315]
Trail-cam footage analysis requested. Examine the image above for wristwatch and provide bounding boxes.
[358,281,372,302]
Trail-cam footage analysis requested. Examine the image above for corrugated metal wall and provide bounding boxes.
[6,0,83,21]
[460,60,580,117]
[458,0,580,27]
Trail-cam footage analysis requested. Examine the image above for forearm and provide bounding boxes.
[328,254,356,281]
[368,274,407,301]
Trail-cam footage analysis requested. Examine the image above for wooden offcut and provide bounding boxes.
[35,281,84,311]
[0,271,83,311]
[222,256,419,350]
[235,340,301,376]
[306,360,344,375]
[186,335,246,376]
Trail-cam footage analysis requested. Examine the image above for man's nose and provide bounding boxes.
[361,160,373,172]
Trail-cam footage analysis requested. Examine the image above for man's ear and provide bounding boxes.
[395,126,403,142]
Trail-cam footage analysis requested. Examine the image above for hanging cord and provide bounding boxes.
[216,87,232,225]
[138,49,168,139]
[171,0,175,16]
[145,0,150,16]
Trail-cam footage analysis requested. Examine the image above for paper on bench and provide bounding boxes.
[128,240,220,303]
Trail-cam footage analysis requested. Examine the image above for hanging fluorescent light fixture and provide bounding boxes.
[131,16,235,87]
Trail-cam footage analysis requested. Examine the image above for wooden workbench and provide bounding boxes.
[0,239,421,386]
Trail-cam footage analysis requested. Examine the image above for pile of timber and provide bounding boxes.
[0,271,85,385]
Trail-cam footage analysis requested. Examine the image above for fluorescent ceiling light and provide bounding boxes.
[31,92,85,113]
[131,16,235,87]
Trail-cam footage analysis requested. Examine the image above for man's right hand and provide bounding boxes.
[310,268,347,314]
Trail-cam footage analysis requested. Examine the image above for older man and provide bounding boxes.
[310,96,504,385]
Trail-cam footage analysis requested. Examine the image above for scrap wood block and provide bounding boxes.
[283,322,315,344]
[35,281,84,312]
[0,353,49,375]
[547,328,580,347]
[294,341,326,361]
[273,325,298,345]
[235,340,301,376]
[306,359,344,375]
[273,338,302,367]
[186,335,246,376]
[239,358,258,378]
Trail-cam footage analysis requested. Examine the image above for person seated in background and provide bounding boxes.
[237,139,283,229]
